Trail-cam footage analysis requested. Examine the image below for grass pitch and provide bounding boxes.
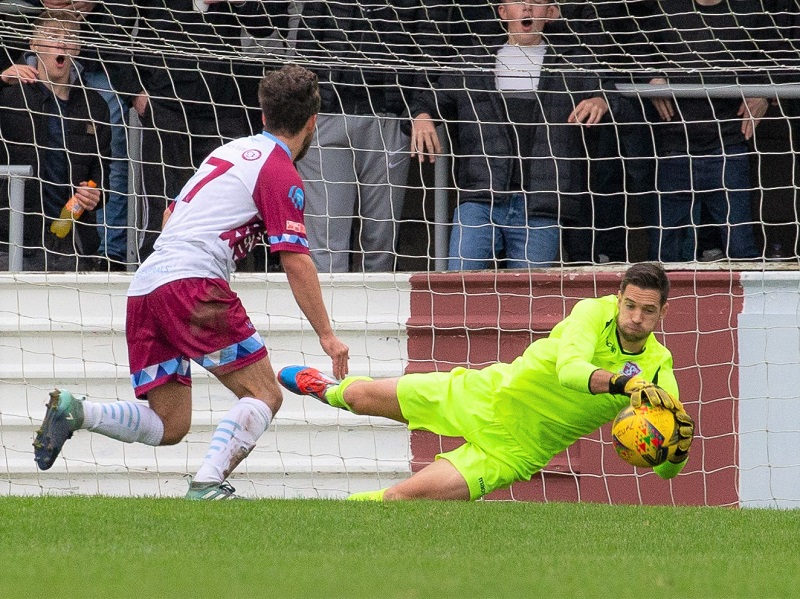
[1,497,798,598]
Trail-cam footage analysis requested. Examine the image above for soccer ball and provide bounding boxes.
[611,403,679,468]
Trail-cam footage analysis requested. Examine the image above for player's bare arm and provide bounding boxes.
[589,369,618,395]
[280,251,349,379]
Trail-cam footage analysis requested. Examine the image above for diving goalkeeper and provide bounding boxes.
[280,262,694,501]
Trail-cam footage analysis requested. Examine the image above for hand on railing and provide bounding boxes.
[738,97,769,140]
[648,77,675,122]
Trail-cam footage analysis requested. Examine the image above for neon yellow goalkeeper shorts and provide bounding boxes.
[397,369,537,500]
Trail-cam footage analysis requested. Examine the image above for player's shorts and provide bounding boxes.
[126,278,267,398]
[397,369,537,500]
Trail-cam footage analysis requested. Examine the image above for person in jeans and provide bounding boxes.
[641,0,783,261]
[28,0,131,270]
[411,0,615,269]
[0,9,110,271]
[293,1,423,273]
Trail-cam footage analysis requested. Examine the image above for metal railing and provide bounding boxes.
[1,165,32,272]
[615,83,800,99]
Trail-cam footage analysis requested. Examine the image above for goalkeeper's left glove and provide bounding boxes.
[669,410,695,463]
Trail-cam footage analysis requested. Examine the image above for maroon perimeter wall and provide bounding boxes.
[405,270,743,506]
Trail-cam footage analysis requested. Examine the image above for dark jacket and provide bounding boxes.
[0,68,111,253]
[90,0,289,117]
[640,0,786,154]
[295,1,424,116]
[558,0,659,76]
[410,36,612,224]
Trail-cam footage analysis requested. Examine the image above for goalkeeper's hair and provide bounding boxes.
[258,65,320,137]
[621,262,670,305]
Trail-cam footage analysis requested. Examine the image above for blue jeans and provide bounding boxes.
[83,68,129,262]
[448,195,559,270]
[655,145,758,261]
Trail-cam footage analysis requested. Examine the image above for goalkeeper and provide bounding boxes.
[280,262,694,501]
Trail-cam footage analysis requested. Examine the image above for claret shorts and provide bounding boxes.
[126,278,267,398]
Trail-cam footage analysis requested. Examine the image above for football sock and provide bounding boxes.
[325,376,373,412]
[82,400,164,446]
[193,397,272,484]
[347,488,387,501]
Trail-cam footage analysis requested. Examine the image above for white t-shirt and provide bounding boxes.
[128,132,309,297]
[495,42,547,92]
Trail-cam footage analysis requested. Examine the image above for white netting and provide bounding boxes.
[1,1,799,505]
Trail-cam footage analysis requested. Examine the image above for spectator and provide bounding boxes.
[94,0,289,263]
[0,2,40,72]
[418,0,505,57]
[31,0,130,271]
[411,0,615,270]
[294,1,422,273]
[560,0,660,263]
[0,8,111,271]
[640,0,780,262]
[750,1,800,261]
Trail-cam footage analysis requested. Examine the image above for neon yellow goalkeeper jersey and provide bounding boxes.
[477,294,678,472]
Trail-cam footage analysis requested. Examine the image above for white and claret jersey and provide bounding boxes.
[129,132,309,296]
[460,294,678,473]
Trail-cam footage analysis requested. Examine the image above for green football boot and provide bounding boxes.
[33,389,84,470]
[185,481,246,500]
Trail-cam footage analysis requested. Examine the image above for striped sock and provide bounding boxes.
[193,397,272,484]
[82,400,164,446]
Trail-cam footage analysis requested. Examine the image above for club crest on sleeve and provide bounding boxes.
[288,186,304,210]
[242,149,262,161]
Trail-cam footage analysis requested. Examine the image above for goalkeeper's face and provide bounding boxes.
[616,285,668,346]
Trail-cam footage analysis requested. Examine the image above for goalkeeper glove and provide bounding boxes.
[669,410,695,464]
[608,373,650,396]
[630,384,684,414]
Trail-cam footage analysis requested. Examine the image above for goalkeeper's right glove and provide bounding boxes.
[630,384,684,414]
[669,410,695,464]
[608,373,649,396]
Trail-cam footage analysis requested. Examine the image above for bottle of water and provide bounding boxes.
[50,180,97,238]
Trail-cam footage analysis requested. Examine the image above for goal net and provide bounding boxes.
[1,0,799,506]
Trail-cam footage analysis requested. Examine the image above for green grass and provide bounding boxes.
[1,498,798,599]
